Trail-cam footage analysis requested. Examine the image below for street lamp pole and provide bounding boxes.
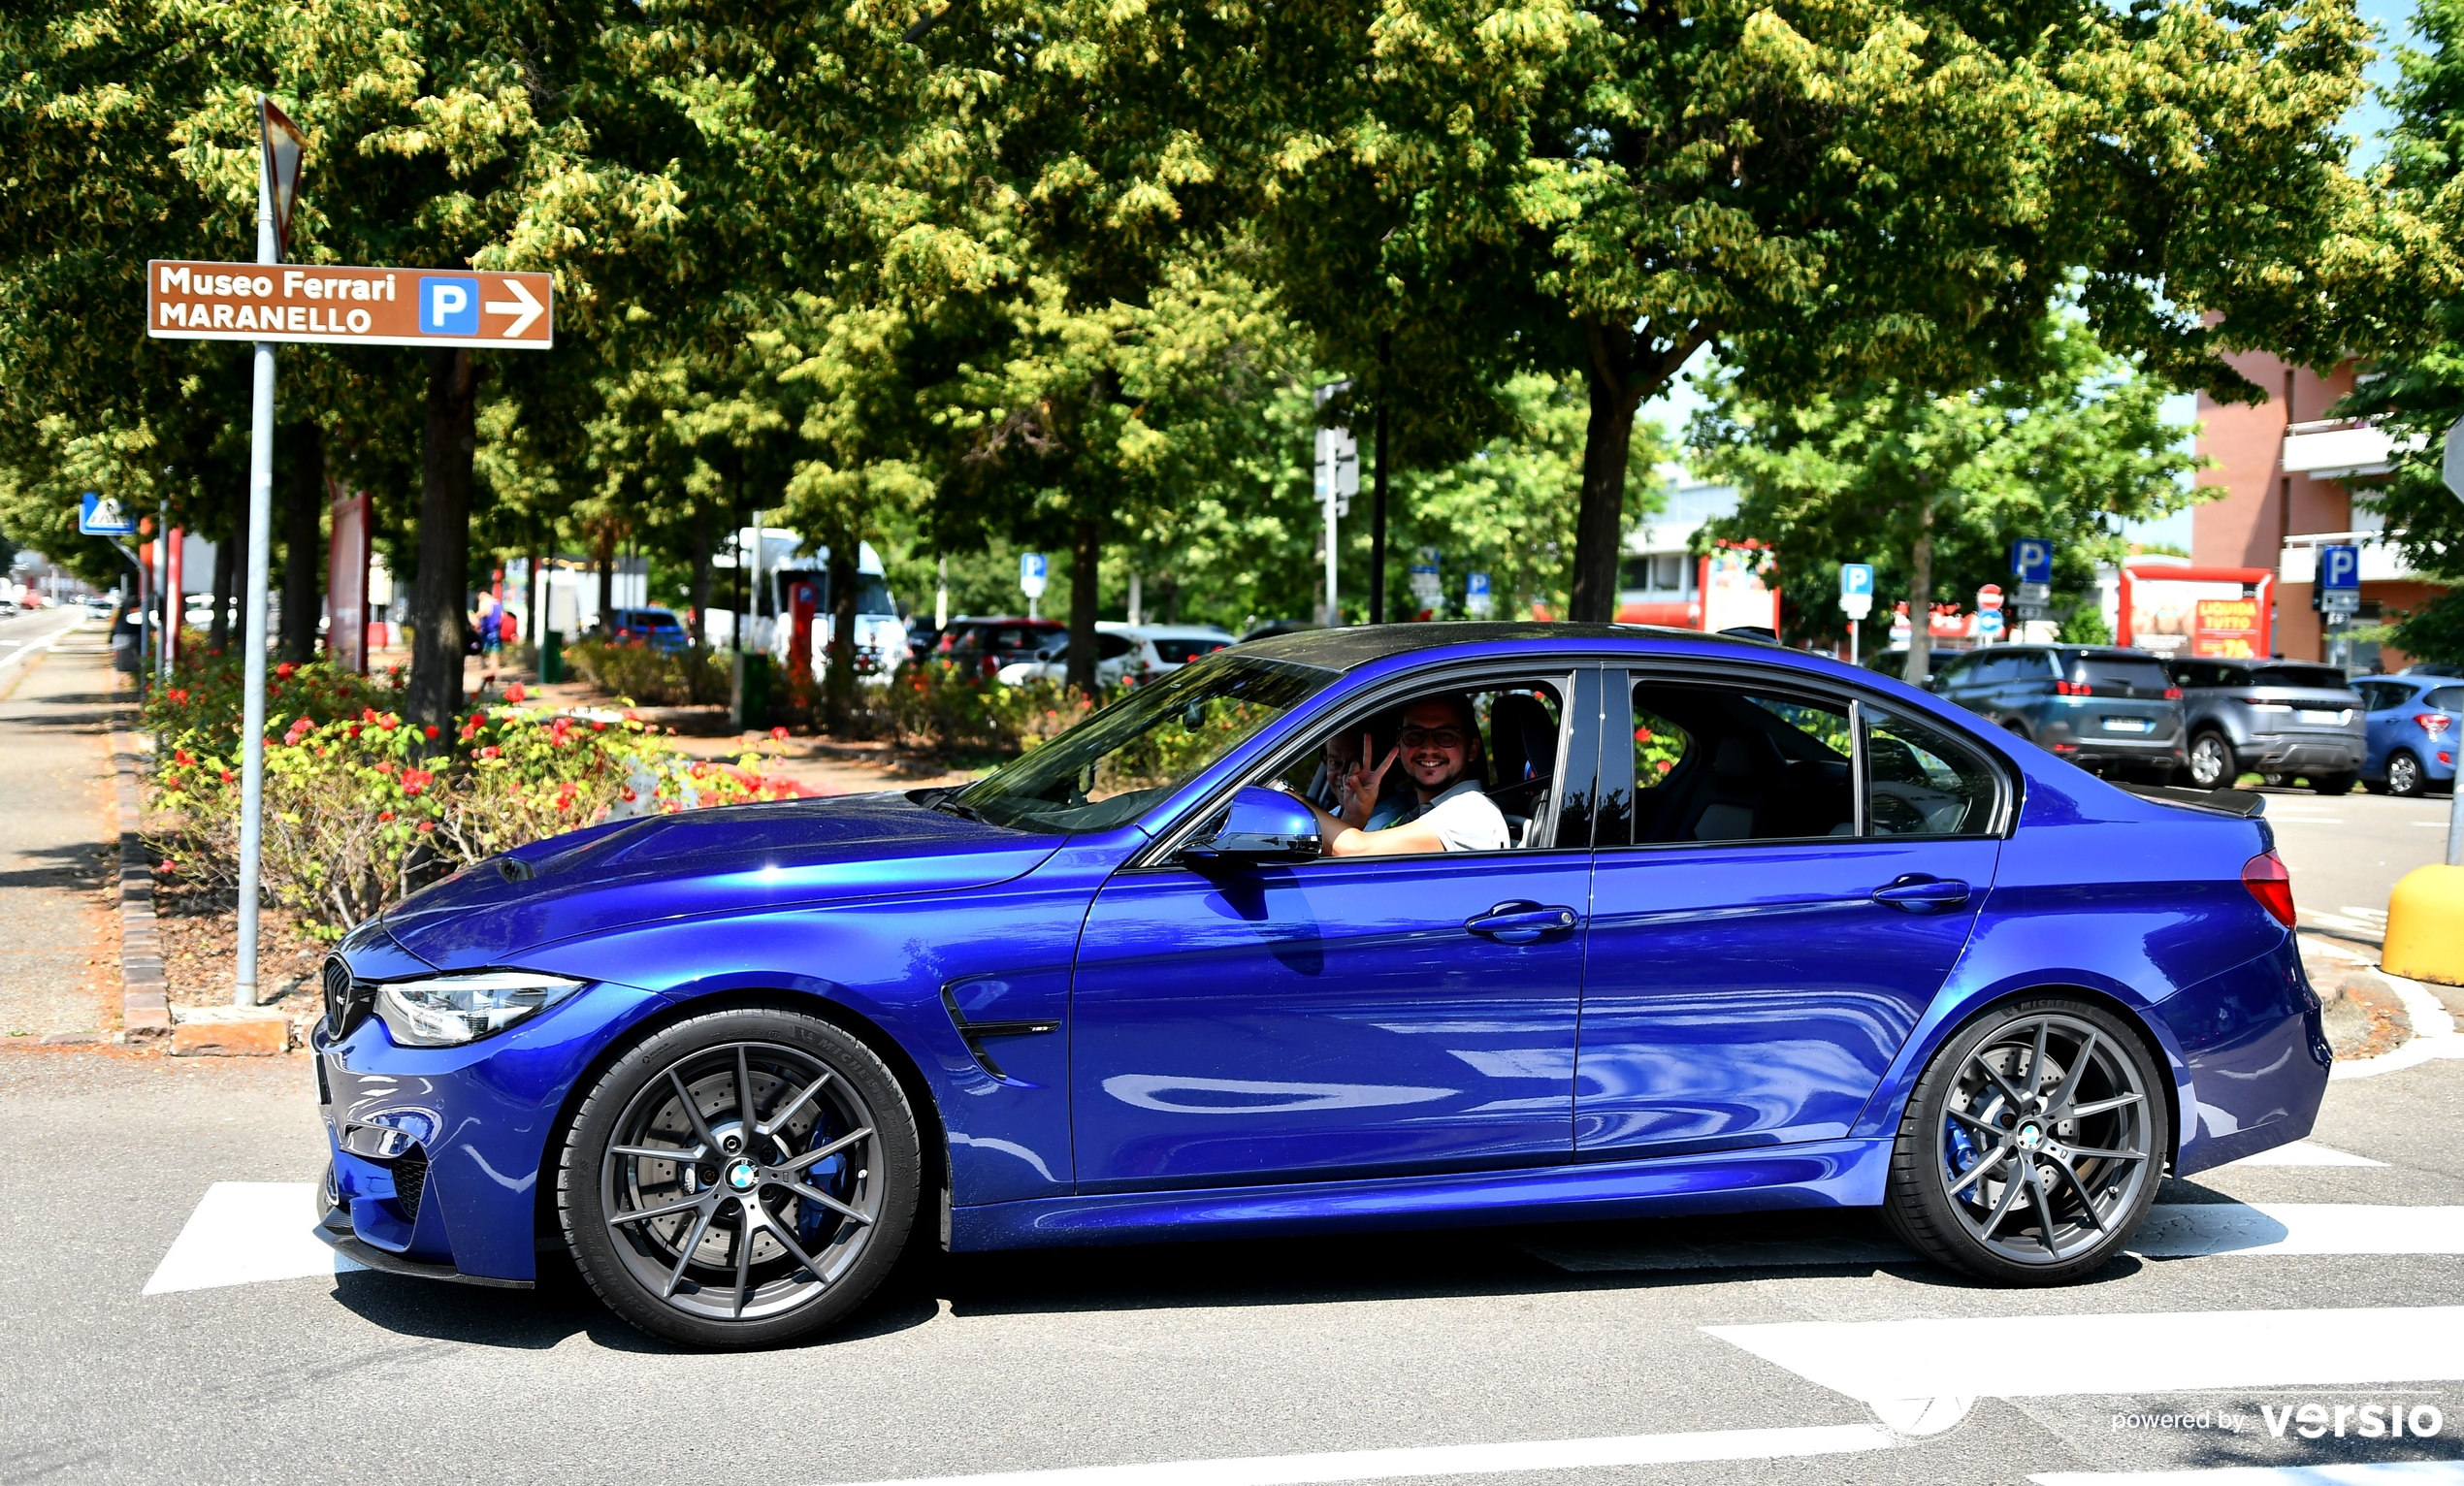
[233,136,277,1008]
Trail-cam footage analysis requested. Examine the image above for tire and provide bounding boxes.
[558,1003,922,1349]
[1882,996,2164,1285]
[2388,750,2427,798]
[2310,773,2357,796]
[2185,731,2235,791]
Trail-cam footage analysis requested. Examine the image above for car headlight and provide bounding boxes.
[374,971,587,1047]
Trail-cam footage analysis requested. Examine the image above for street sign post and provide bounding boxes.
[2009,538,2053,624]
[2316,542,2361,619]
[1019,552,1048,621]
[1313,383,1356,626]
[1975,584,2004,644]
[1838,564,1874,663]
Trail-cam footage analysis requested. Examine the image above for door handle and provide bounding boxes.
[1871,875,1971,912]
[1464,900,1579,944]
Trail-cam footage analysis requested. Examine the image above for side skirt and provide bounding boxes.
[948,1138,1893,1253]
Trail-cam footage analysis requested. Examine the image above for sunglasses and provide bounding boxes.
[1398,727,1469,749]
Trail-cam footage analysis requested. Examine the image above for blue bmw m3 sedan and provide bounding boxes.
[312,624,2330,1347]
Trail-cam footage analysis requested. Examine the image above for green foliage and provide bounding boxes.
[2060,607,2115,645]
[1691,316,2207,648]
[2391,591,2464,665]
[566,640,731,708]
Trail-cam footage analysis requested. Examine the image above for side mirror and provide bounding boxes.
[1182,786,1322,865]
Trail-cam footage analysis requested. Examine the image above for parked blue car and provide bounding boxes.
[2355,673,2463,796]
[600,606,692,655]
[313,624,2327,1347]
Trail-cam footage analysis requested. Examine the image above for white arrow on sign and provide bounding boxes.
[484,277,544,338]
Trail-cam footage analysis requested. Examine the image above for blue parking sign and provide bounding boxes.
[1839,564,1874,598]
[419,275,481,337]
[2010,538,2053,584]
[2318,543,2360,591]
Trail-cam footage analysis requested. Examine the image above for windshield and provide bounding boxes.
[951,655,1334,832]
[2250,664,2350,691]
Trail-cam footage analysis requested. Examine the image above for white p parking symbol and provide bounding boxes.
[430,283,467,327]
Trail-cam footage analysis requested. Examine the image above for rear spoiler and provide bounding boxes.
[2120,782,2267,819]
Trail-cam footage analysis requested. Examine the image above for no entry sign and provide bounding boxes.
[146,260,553,349]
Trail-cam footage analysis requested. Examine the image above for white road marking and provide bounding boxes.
[817,1425,1897,1486]
[2033,1466,2464,1485]
[2342,907,2390,921]
[2416,822,2454,828]
[2303,912,2385,936]
[2222,1141,2385,1167]
[143,1181,362,1295]
[1527,1204,2453,1274]
[1707,1306,2464,1416]
[0,620,82,674]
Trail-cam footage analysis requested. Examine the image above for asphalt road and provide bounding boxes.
[2259,785,2460,955]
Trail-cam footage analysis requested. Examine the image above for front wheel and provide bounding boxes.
[2185,731,2235,790]
[559,1004,922,1349]
[1883,998,2163,1285]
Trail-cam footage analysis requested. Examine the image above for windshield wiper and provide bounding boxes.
[927,792,988,824]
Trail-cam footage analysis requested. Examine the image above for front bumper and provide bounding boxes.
[313,1162,531,1288]
[313,976,673,1284]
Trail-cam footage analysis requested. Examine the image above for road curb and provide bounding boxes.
[110,701,170,1042]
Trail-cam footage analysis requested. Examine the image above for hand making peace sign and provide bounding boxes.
[1339,730,1400,824]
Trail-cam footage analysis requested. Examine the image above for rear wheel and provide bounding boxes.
[2185,731,2234,791]
[1884,997,2163,1285]
[2389,750,2427,798]
[559,1004,921,1349]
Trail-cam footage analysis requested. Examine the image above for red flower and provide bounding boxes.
[373,759,395,775]
[414,821,436,833]
[283,719,313,746]
[592,721,606,731]
[505,683,526,702]
[423,725,439,739]
[770,726,789,741]
[174,748,195,765]
[479,745,501,759]
[168,688,188,705]
[378,810,395,822]
[275,662,296,679]
[401,768,435,797]
[218,770,234,784]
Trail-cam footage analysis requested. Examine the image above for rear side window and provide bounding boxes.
[2069,654,2173,696]
[1866,709,1999,836]
[2250,664,2348,690]
[2430,687,2464,710]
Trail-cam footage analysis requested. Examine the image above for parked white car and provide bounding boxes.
[995,622,1236,687]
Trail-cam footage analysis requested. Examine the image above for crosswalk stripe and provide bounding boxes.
[812,1425,1897,1486]
[2031,1466,2464,1484]
[1525,1204,2460,1273]
[143,1181,362,1295]
[1707,1306,2464,1405]
[2224,1141,2385,1167]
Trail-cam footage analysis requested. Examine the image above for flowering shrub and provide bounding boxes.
[143,653,406,754]
[567,638,730,707]
[879,661,1091,755]
[150,695,810,939]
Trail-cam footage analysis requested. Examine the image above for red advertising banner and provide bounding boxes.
[327,487,372,674]
[2191,597,2264,659]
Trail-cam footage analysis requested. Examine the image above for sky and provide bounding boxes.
[1641,0,2418,553]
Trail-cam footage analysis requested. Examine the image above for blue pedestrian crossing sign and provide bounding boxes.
[78,492,138,536]
[2010,538,2053,584]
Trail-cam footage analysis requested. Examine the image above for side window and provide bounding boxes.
[1866,708,1998,837]
[1626,681,1854,844]
[1935,657,1975,689]
[1284,678,1570,854]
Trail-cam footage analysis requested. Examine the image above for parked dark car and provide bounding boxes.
[1929,644,2187,782]
[2162,658,2365,793]
[934,615,1066,675]
[2355,673,2462,796]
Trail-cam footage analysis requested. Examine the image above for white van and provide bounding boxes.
[765,541,912,680]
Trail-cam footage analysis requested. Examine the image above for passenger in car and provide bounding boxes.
[1290,694,1511,856]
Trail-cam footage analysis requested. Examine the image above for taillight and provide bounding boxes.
[2163,686,2183,700]
[2242,852,2295,928]
[2055,680,2090,696]
[2417,714,2453,737]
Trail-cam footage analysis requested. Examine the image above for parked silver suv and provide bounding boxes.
[2161,657,2365,794]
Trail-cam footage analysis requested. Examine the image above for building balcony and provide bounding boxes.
[2279,532,2419,584]
[2279,418,2424,480]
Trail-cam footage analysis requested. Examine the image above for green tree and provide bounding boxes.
[1690,316,2208,675]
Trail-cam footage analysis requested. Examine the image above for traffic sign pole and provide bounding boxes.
[234,111,282,1008]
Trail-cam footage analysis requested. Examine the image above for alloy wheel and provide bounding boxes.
[598,1041,882,1324]
[1930,1013,2156,1267]
[2389,751,2425,797]
[2187,733,2230,790]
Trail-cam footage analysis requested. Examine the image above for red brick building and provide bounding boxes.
[2193,349,2445,668]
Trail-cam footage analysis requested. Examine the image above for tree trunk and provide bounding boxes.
[824,530,859,731]
[1066,513,1099,693]
[407,348,477,734]
[595,529,615,633]
[690,502,714,649]
[1901,492,1934,686]
[208,501,237,653]
[279,422,324,663]
[1569,317,1711,624]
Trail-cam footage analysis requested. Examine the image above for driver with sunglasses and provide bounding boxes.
[1290,693,1510,856]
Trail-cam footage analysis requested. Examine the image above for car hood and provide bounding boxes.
[380,791,1061,969]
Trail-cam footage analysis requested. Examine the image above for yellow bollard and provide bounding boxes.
[2383,863,2464,987]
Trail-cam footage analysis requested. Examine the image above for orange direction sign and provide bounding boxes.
[146,260,553,350]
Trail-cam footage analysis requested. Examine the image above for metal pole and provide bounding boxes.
[1850,618,1860,667]
[1370,338,1390,625]
[154,503,170,686]
[2448,765,2463,869]
[235,150,277,1008]
[1322,491,1339,627]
